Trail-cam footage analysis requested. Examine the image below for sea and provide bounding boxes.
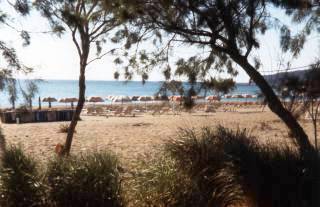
[0,80,260,108]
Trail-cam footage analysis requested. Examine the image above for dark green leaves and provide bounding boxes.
[14,0,30,16]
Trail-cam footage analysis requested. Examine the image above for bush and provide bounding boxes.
[47,152,123,207]
[166,126,320,207]
[128,154,203,207]
[0,145,45,207]
[58,123,73,133]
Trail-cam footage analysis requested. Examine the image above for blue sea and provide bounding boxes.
[0,80,260,108]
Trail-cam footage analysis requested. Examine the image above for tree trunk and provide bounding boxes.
[63,64,86,155]
[29,100,32,110]
[231,53,314,156]
[313,120,317,151]
[38,97,41,110]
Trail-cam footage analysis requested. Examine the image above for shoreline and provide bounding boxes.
[0,100,263,111]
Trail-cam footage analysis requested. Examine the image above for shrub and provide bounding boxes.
[47,152,123,207]
[58,123,72,133]
[128,153,203,207]
[0,145,45,207]
[166,126,320,207]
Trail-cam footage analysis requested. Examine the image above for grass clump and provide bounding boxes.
[166,126,320,207]
[58,123,73,133]
[47,152,123,207]
[0,145,45,207]
[128,153,203,207]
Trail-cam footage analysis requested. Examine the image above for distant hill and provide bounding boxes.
[263,69,311,86]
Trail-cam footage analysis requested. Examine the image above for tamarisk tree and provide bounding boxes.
[123,0,319,156]
[0,1,32,104]
[34,0,127,155]
[6,78,18,109]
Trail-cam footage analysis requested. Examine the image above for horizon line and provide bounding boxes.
[17,78,252,84]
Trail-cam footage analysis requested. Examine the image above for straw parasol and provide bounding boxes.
[87,96,104,107]
[153,95,169,101]
[130,96,140,101]
[43,97,57,108]
[88,96,104,103]
[64,97,78,109]
[138,96,153,102]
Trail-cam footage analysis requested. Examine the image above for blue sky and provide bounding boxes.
[0,3,319,83]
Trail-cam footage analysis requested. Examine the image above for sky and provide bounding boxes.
[0,2,319,83]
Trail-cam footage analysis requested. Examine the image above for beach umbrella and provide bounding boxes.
[112,95,131,103]
[87,96,104,107]
[130,96,139,101]
[42,97,57,108]
[138,96,152,102]
[64,97,78,109]
[88,96,104,103]
[153,95,169,101]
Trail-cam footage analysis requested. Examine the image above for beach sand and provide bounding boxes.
[0,105,317,168]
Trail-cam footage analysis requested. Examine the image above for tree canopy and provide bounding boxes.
[32,0,133,154]
[119,0,319,156]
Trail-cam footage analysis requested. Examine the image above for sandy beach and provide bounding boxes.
[0,104,317,169]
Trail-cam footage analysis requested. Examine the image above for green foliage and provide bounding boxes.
[21,80,40,109]
[120,0,317,155]
[47,152,123,207]
[156,80,184,98]
[129,154,203,207]
[201,77,236,98]
[166,126,320,207]
[0,145,45,207]
[6,78,18,109]
[0,3,32,85]
[272,0,319,57]
[33,0,131,154]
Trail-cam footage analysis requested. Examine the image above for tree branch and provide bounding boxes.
[86,48,121,66]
